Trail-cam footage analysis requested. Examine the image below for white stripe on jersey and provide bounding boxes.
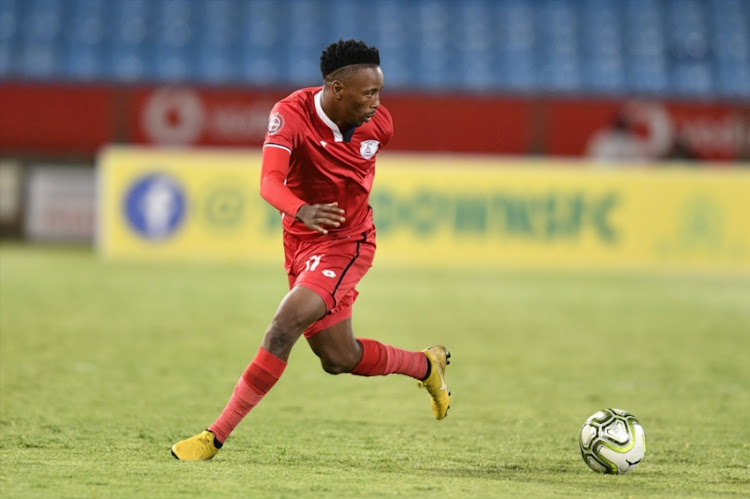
[264,143,292,153]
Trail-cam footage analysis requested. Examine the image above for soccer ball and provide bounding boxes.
[579,408,646,474]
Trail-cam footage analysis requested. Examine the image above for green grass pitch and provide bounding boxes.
[1,244,748,497]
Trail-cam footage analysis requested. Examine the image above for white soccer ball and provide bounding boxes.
[579,408,646,474]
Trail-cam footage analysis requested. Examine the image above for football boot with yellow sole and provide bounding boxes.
[171,430,221,461]
[417,345,451,420]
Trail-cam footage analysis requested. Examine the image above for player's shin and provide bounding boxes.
[208,346,287,443]
[349,338,428,379]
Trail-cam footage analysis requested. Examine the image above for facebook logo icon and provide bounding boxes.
[124,173,186,240]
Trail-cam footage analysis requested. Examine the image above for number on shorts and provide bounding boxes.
[305,254,323,271]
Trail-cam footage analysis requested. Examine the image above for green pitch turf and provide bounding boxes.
[1,244,748,497]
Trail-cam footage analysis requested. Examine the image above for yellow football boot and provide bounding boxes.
[417,345,451,420]
[171,430,221,461]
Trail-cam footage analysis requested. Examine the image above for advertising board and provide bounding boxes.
[98,147,750,272]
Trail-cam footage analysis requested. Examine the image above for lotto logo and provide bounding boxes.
[304,255,336,278]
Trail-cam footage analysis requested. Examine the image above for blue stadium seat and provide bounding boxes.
[716,61,750,97]
[149,0,198,82]
[0,0,18,43]
[495,0,537,91]
[628,59,670,94]
[193,0,242,84]
[16,0,63,79]
[412,0,460,89]
[537,0,581,92]
[671,62,714,96]
[239,0,291,85]
[710,0,749,63]
[62,0,107,81]
[0,0,746,98]
[579,0,626,93]
[105,0,152,81]
[371,1,416,88]
[0,41,11,77]
[451,0,497,90]
[377,46,413,89]
[286,0,331,86]
[582,58,627,94]
[199,0,240,48]
[0,0,19,77]
[328,0,376,43]
[665,0,709,62]
[502,52,538,92]
[18,42,58,79]
[20,0,62,44]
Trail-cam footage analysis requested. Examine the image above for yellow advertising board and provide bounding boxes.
[98,147,280,263]
[98,147,750,272]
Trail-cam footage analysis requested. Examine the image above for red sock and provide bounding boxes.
[208,346,286,443]
[350,338,428,380]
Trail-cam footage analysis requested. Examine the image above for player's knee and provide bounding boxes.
[263,320,304,357]
[319,353,359,375]
[320,360,346,375]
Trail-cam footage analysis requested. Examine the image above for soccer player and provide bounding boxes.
[171,40,451,461]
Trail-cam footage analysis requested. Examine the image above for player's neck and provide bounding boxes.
[320,91,353,135]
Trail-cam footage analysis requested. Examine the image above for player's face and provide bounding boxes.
[340,66,384,127]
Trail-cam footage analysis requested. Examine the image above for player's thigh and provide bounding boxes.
[293,236,375,312]
[261,285,327,360]
[272,284,328,331]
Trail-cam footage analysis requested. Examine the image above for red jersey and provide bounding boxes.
[262,87,393,239]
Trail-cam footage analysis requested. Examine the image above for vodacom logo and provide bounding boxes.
[143,88,205,145]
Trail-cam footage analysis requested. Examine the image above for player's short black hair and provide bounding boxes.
[320,39,380,79]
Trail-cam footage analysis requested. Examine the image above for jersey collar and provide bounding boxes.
[314,90,344,142]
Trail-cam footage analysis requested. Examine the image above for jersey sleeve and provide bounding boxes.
[263,101,299,153]
[260,141,306,218]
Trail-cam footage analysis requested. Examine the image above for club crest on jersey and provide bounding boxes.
[360,140,380,160]
[267,112,284,135]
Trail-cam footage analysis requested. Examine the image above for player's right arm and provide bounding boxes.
[260,145,345,235]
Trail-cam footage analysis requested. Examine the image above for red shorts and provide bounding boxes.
[284,227,376,338]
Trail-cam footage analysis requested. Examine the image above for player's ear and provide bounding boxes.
[331,80,344,100]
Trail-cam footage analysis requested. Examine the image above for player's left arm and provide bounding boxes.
[260,145,305,218]
[260,145,345,234]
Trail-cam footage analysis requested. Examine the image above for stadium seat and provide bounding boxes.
[672,62,714,96]
[286,0,330,85]
[148,0,198,82]
[450,1,497,90]
[0,0,19,42]
[61,0,107,81]
[0,42,11,76]
[0,0,18,77]
[21,0,62,44]
[717,61,750,97]
[193,0,242,83]
[0,0,746,99]
[665,0,710,62]
[537,0,581,92]
[370,1,416,88]
[16,0,63,79]
[104,0,152,81]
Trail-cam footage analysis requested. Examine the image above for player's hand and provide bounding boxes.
[295,202,346,234]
